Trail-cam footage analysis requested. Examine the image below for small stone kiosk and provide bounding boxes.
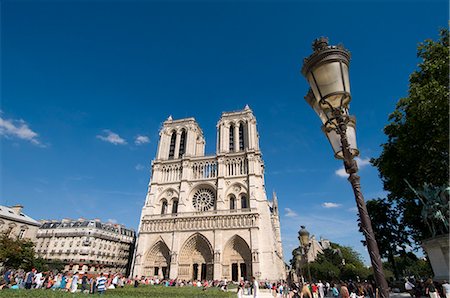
[422,234,449,281]
[412,184,449,281]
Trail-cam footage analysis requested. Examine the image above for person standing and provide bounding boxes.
[312,283,319,298]
[405,278,415,297]
[3,268,12,286]
[340,283,350,298]
[442,281,450,298]
[425,279,438,298]
[317,281,324,298]
[252,276,259,298]
[332,284,339,298]
[302,283,312,298]
[237,284,244,298]
[97,273,107,295]
[70,272,79,293]
[24,268,35,289]
[80,274,88,293]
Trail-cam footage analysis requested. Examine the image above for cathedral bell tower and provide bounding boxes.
[134,106,285,282]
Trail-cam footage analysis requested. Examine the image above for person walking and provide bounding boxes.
[251,276,259,298]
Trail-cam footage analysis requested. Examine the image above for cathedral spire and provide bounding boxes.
[272,191,279,215]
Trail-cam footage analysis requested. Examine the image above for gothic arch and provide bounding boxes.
[157,188,179,201]
[178,233,214,281]
[222,235,252,281]
[143,240,171,278]
[225,182,248,196]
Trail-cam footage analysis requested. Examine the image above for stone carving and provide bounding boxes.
[166,190,173,197]
[252,249,259,262]
[233,185,242,193]
[140,213,259,233]
[406,180,449,237]
[214,250,221,263]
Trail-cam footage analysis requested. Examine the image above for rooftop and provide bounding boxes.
[0,204,40,226]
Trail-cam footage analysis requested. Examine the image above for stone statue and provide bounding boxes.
[405,180,449,237]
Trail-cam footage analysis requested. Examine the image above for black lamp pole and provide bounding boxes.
[301,38,389,298]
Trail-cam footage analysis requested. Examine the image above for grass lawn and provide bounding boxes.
[0,285,236,297]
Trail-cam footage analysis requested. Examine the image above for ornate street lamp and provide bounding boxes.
[301,37,389,298]
[298,225,312,282]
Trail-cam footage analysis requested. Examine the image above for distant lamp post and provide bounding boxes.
[301,37,389,298]
[298,225,312,282]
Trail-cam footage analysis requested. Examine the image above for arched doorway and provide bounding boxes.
[222,235,252,281]
[143,240,170,278]
[178,233,214,281]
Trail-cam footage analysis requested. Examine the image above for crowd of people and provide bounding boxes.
[1,267,450,298]
[1,268,129,294]
[404,278,450,298]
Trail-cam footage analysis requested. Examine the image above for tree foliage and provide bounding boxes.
[0,233,58,272]
[291,242,371,282]
[371,29,449,241]
[363,198,410,279]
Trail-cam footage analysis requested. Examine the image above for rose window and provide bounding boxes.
[192,188,215,211]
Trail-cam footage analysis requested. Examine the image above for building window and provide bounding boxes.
[239,123,245,151]
[172,199,179,214]
[229,125,234,151]
[18,229,26,239]
[168,131,176,159]
[161,200,168,214]
[229,195,236,210]
[241,195,249,209]
[179,129,186,158]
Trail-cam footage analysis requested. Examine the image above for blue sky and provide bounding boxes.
[1,0,447,264]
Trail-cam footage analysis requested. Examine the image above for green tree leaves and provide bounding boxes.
[371,29,449,241]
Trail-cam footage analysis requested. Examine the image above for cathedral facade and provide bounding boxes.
[133,106,285,282]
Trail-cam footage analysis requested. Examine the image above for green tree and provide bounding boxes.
[371,29,449,241]
[363,198,410,279]
[291,242,371,281]
[0,233,36,271]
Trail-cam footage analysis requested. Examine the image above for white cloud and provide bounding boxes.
[135,164,145,171]
[96,130,127,145]
[135,135,150,145]
[285,208,298,217]
[335,157,371,178]
[322,202,342,208]
[0,114,43,146]
[348,206,358,212]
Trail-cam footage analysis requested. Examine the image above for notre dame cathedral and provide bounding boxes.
[133,105,286,282]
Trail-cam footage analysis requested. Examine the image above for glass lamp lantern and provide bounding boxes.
[301,37,351,110]
[321,116,359,159]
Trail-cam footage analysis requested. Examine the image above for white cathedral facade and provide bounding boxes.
[133,106,286,282]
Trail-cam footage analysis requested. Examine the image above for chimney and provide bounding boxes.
[11,205,23,215]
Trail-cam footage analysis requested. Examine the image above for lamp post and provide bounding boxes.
[300,37,389,298]
[298,225,312,283]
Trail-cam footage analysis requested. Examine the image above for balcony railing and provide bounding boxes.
[142,208,255,220]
